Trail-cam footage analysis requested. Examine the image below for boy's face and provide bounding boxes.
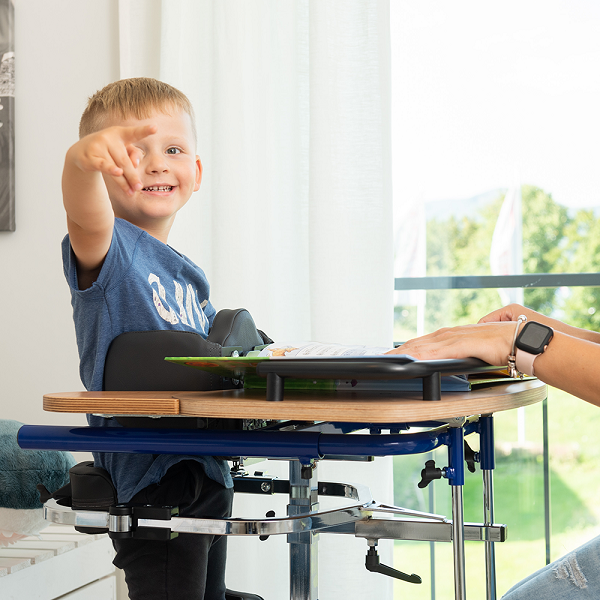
[102,107,202,234]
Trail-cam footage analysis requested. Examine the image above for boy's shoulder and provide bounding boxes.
[62,218,154,290]
[63,217,145,259]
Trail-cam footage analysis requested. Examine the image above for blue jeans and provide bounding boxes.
[502,535,600,599]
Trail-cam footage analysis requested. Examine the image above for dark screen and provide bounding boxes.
[521,324,550,348]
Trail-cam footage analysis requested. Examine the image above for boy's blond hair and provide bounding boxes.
[79,77,196,143]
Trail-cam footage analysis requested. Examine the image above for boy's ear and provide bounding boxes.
[194,156,203,191]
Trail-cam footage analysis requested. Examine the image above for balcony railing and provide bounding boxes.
[395,272,600,291]
[393,271,600,578]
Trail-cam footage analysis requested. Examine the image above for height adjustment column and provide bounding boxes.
[288,460,319,600]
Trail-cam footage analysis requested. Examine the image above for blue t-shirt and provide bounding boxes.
[62,218,232,502]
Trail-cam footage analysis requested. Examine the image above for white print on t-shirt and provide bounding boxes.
[148,273,209,333]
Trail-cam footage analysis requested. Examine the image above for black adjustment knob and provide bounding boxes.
[301,464,314,480]
[418,460,443,488]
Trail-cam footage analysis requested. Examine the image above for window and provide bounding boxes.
[390,2,600,597]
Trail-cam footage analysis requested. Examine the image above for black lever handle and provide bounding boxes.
[464,440,479,473]
[365,547,421,584]
[259,510,276,541]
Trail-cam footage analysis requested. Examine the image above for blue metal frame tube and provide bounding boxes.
[17,424,478,459]
[479,415,495,470]
[447,427,465,486]
[316,428,450,456]
[18,426,323,459]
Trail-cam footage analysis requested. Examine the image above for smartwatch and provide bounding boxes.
[515,321,554,376]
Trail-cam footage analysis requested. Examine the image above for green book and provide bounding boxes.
[165,356,337,390]
[165,356,268,380]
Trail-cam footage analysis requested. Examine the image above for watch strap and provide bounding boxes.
[515,348,537,376]
[507,315,528,378]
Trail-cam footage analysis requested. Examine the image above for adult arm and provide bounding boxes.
[479,303,600,344]
[388,306,600,407]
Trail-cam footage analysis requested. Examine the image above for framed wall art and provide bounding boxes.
[0,0,14,231]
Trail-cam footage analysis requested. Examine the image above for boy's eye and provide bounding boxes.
[166,147,181,155]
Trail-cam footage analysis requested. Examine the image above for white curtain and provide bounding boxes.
[119,1,394,598]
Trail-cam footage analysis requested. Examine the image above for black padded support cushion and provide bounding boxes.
[207,308,273,353]
[102,310,270,430]
[69,461,117,510]
[103,330,224,392]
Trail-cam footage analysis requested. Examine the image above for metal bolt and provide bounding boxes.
[260,482,271,493]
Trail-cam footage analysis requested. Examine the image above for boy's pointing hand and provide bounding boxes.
[72,124,157,195]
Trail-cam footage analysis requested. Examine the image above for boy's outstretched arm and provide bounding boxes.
[62,124,156,289]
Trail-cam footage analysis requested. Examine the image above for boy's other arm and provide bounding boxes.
[62,125,155,289]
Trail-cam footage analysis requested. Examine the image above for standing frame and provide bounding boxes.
[0,0,14,231]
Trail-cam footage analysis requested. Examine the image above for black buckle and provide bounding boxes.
[108,504,179,541]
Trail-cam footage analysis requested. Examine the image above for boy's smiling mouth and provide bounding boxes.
[142,185,174,192]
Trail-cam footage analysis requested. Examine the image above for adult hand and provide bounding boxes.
[478,303,535,324]
[386,321,519,367]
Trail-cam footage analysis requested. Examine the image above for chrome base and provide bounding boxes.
[44,475,507,600]
[43,496,506,543]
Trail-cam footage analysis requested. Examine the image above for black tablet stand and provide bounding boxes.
[256,356,501,402]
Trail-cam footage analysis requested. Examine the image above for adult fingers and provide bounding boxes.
[479,306,517,324]
[399,323,508,364]
[400,338,466,361]
[482,303,536,324]
[399,329,469,360]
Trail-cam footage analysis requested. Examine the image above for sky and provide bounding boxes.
[391,0,600,211]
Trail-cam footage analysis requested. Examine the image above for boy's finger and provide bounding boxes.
[111,172,138,196]
[109,147,142,192]
[127,145,143,168]
[87,156,123,178]
[122,124,157,143]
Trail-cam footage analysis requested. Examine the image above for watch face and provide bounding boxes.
[516,322,554,354]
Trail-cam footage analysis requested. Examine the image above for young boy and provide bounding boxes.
[62,78,233,600]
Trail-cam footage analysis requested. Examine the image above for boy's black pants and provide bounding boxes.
[112,460,234,600]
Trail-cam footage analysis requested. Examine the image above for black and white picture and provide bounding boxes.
[0,0,14,231]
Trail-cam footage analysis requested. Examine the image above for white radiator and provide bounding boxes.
[0,523,116,600]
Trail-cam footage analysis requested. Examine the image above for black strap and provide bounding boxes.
[37,481,72,507]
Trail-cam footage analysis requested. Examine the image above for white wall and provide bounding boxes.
[0,0,119,428]
[3,3,126,596]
